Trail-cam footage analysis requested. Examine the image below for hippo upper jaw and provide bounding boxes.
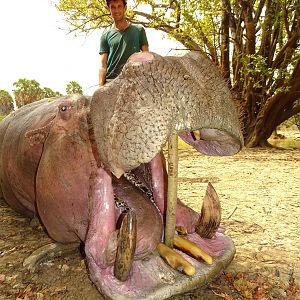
[90,51,243,178]
[179,128,243,156]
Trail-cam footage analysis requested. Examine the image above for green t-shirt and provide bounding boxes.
[99,24,148,79]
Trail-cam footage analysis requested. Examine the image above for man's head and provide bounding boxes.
[106,0,127,22]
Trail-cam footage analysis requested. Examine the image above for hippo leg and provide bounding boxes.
[23,242,80,272]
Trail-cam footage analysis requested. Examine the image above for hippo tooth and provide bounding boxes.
[195,182,221,239]
[114,209,137,281]
[157,243,196,276]
[191,130,201,141]
[175,225,188,236]
[173,235,212,265]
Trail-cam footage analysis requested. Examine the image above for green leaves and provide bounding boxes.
[0,90,14,115]
[66,81,83,94]
[12,79,62,108]
[56,0,111,32]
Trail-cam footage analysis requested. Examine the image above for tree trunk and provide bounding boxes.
[221,0,231,82]
[245,57,300,147]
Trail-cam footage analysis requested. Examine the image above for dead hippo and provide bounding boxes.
[0,52,243,299]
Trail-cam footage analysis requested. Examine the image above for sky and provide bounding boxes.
[0,0,183,96]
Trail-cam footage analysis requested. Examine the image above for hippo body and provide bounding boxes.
[0,52,243,299]
[0,95,162,250]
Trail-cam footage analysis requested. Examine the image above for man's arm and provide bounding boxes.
[99,53,108,86]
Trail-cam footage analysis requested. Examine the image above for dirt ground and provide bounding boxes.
[0,133,299,300]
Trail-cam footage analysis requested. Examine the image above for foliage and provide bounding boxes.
[43,87,62,98]
[13,79,62,108]
[0,90,14,115]
[66,81,83,94]
[13,79,44,108]
[56,0,300,146]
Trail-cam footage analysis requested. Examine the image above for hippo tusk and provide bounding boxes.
[164,133,179,248]
[191,130,201,141]
[173,235,213,265]
[157,243,196,276]
[195,182,221,239]
[114,209,137,281]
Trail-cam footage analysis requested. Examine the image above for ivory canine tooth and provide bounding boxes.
[114,210,137,281]
[196,182,221,239]
[175,225,188,236]
[192,130,201,140]
[157,243,196,276]
[173,235,213,265]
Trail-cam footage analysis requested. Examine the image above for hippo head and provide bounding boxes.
[85,52,243,299]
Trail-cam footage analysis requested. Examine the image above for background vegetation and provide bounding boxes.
[0,79,83,117]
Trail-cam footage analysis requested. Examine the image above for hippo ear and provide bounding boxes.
[25,119,54,147]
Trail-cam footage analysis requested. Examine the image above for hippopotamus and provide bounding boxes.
[0,52,243,299]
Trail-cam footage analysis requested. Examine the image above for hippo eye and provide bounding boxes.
[60,106,67,112]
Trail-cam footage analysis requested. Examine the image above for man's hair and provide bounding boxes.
[106,0,127,7]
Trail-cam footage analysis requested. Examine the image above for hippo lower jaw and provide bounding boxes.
[84,152,236,300]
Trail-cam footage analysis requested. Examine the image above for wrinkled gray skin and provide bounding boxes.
[0,52,243,300]
[92,52,242,178]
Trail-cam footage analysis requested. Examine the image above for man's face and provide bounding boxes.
[108,0,127,22]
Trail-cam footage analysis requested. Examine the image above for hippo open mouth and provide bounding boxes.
[84,151,237,300]
[85,52,243,299]
[0,51,243,300]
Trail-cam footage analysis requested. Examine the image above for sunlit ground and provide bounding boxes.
[268,128,300,149]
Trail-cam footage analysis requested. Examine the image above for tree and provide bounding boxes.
[57,0,300,147]
[13,79,62,108]
[66,81,83,95]
[0,90,14,115]
[13,79,44,108]
[42,87,62,98]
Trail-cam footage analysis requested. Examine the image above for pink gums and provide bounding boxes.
[85,167,116,268]
[150,153,199,233]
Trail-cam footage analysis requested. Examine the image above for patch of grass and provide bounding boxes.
[0,115,6,121]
